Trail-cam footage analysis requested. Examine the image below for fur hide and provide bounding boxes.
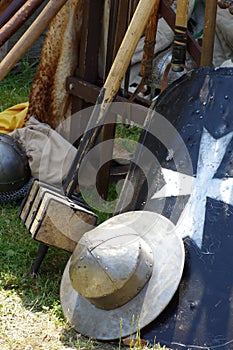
[27,0,83,130]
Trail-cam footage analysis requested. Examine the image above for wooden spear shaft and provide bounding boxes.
[200,0,217,66]
[0,0,27,28]
[171,0,189,72]
[0,0,69,81]
[101,0,161,106]
[0,0,46,46]
[140,0,161,82]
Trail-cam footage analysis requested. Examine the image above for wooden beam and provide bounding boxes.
[67,76,150,107]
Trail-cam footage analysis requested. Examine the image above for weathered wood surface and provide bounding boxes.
[20,179,97,252]
[19,179,40,223]
[30,193,97,252]
[200,0,217,66]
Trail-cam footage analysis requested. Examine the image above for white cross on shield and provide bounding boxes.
[152,127,233,248]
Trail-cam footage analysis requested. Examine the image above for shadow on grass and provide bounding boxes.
[0,203,69,306]
[0,203,79,337]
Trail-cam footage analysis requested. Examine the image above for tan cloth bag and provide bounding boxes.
[10,117,77,187]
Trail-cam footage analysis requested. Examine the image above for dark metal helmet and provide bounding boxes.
[0,133,31,193]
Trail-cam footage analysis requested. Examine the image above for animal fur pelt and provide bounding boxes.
[27,0,83,130]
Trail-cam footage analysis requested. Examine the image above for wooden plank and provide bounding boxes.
[70,0,104,143]
[67,77,151,106]
[105,0,120,76]
[77,0,103,81]
[96,0,131,199]
[19,178,40,223]
[30,192,97,252]
[20,180,97,252]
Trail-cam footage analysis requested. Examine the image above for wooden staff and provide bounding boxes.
[64,0,161,196]
[200,0,218,66]
[141,0,161,82]
[0,0,45,46]
[0,0,69,81]
[171,0,189,71]
[0,0,27,28]
[125,0,161,103]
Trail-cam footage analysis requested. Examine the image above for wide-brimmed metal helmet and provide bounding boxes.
[0,133,31,202]
[60,211,185,340]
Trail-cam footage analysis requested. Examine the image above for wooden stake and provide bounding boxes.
[171,0,189,71]
[141,0,161,81]
[200,0,217,66]
[0,0,69,81]
[0,0,45,46]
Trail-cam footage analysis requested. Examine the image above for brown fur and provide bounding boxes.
[27,0,83,129]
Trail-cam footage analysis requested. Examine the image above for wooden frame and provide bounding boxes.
[67,0,201,198]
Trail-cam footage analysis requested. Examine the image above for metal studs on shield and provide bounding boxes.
[60,211,185,340]
[117,67,233,349]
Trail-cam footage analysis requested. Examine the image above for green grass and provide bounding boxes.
[0,203,118,349]
[0,203,69,312]
[0,56,38,111]
[0,204,167,349]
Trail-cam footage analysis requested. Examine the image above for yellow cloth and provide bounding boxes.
[0,102,29,134]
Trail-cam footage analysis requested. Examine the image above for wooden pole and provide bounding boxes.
[64,0,161,196]
[171,0,189,71]
[200,0,217,66]
[102,0,161,104]
[141,0,161,82]
[0,0,45,46]
[0,0,69,81]
[0,0,27,28]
